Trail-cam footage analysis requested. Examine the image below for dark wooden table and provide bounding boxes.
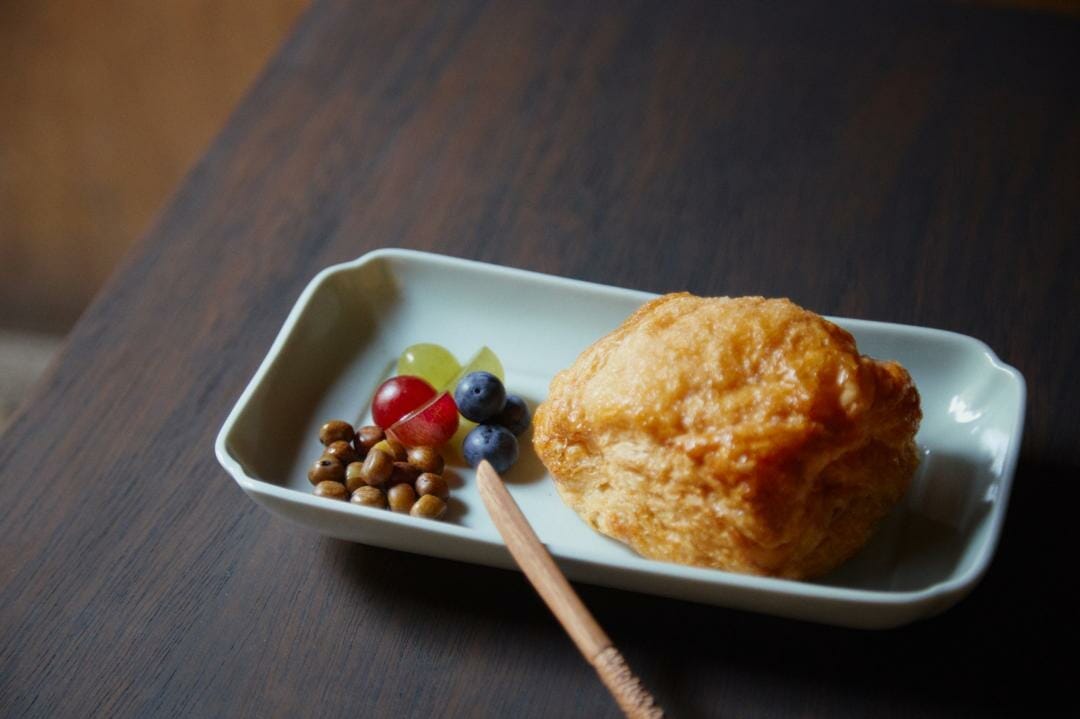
[3,1,1077,716]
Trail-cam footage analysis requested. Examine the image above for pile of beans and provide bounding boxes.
[308,420,450,520]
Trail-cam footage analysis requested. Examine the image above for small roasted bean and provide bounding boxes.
[406,446,444,474]
[314,480,348,500]
[345,462,366,492]
[415,473,449,501]
[410,494,447,519]
[372,438,406,462]
[319,420,355,446]
[353,425,385,456]
[351,486,387,509]
[387,483,416,513]
[325,440,359,466]
[308,456,345,485]
[388,461,421,488]
[357,449,393,487]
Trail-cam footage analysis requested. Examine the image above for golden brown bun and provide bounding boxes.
[532,294,921,580]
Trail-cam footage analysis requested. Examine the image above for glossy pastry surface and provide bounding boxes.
[532,294,922,579]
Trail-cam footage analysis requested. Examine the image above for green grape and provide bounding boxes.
[442,345,504,390]
[397,343,461,389]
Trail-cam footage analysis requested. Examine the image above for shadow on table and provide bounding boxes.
[322,455,1073,718]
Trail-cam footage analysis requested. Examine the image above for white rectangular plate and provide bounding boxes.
[215,249,1025,628]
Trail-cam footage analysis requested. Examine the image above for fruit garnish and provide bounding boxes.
[371,375,437,429]
[441,345,504,391]
[387,391,460,448]
[397,343,461,389]
[494,394,531,436]
[462,424,519,473]
[454,371,507,423]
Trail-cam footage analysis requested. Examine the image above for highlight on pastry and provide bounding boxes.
[532,294,921,580]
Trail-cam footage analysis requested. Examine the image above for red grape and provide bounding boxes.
[371,375,436,429]
[387,392,459,448]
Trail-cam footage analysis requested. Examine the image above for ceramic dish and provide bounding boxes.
[215,249,1025,628]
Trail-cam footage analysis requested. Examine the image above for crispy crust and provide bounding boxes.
[532,294,921,579]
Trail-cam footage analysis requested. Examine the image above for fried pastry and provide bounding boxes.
[532,294,921,580]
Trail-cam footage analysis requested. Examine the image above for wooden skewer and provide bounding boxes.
[475,460,664,719]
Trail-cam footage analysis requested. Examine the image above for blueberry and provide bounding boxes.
[463,424,519,473]
[454,371,507,422]
[493,394,530,436]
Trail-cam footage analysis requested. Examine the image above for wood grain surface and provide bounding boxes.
[2,1,1078,716]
